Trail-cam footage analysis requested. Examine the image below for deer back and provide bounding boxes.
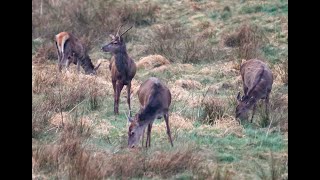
[240,59,273,98]
[137,77,171,121]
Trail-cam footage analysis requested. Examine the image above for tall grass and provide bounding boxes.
[32,0,159,60]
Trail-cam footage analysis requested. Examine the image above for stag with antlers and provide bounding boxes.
[101,25,136,116]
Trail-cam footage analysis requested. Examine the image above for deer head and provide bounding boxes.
[82,56,101,75]
[235,92,257,119]
[101,25,133,53]
[127,111,147,148]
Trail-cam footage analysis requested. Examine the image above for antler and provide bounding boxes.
[119,26,133,37]
[116,24,124,37]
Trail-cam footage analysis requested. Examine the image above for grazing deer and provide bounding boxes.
[128,77,173,148]
[55,32,101,75]
[236,59,273,122]
[101,25,136,116]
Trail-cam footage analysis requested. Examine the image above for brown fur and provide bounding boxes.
[236,59,273,122]
[101,26,136,115]
[55,32,100,75]
[128,77,173,148]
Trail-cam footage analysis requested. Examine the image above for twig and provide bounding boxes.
[68,99,87,114]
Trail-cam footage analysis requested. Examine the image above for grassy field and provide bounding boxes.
[32,0,288,179]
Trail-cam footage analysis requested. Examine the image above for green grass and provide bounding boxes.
[262,45,287,64]
[33,0,287,178]
[239,2,288,15]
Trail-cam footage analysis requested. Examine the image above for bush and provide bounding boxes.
[224,24,268,69]
[145,22,216,63]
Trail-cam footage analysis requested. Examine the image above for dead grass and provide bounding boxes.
[33,129,215,179]
[224,24,268,68]
[169,85,190,102]
[32,41,57,63]
[199,67,215,75]
[212,115,244,138]
[201,97,227,125]
[274,59,288,85]
[145,22,216,63]
[150,65,170,73]
[136,54,170,70]
[32,0,159,41]
[153,113,194,134]
[50,112,93,128]
[175,79,202,90]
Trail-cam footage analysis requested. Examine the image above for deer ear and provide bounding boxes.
[237,92,241,101]
[109,34,115,40]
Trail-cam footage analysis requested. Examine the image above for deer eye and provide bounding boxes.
[131,132,135,136]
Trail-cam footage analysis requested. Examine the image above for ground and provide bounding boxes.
[32,0,288,179]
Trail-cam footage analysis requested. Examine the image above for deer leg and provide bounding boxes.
[58,54,63,72]
[76,56,80,74]
[145,125,149,148]
[77,62,80,74]
[149,123,152,147]
[112,80,117,114]
[127,82,132,117]
[141,128,145,147]
[164,113,173,147]
[244,86,248,96]
[65,58,72,72]
[58,63,62,72]
[115,82,124,115]
[251,104,257,123]
[265,94,270,119]
[56,42,62,72]
[147,123,152,147]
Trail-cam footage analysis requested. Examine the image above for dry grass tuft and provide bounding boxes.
[50,112,93,128]
[201,97,227,125]
[153,113,194,134]
[169,85,190,102]
[212,115,244,138]
[93,120,115,137]
[224,24,268,65]
[175,79,202,90]
[199,67,215,75]
[136,54,170,70]
[32,42,57,63]
[274,59,288,85]
[150,65,170,73]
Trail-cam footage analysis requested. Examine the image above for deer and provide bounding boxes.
[55,32,101,75]
[101,25,136,116]
[236,59,273,122]
[127,77,173,148]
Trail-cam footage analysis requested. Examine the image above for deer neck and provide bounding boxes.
[114,48,129,76]
[138,112,156,126]
[246,67,265,98]
[79,55,94,73]
[138,93,161,125]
